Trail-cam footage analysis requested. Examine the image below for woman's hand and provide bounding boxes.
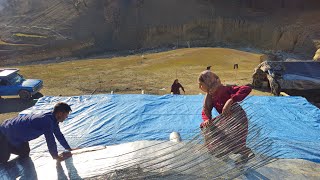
[222,99,233,115]
[203,119,211,127]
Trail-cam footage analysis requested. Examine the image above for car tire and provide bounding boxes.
[33,92,44,99]
[19,90,31,100]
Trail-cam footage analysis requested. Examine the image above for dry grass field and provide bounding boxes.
[0,47,271,122]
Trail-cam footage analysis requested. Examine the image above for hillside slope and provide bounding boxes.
[0,0,319,65]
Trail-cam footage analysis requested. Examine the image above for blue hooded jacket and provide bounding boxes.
[0,112,70,158]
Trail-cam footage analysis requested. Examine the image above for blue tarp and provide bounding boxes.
[283,61,320,79]
[262,61,320,90]
[20,94,320,163]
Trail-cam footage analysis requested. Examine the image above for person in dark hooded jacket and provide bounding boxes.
[0,102,75,163]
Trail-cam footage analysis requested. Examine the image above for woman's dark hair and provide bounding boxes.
[53,102,72,114]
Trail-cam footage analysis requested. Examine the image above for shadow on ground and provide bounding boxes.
[0,157,38,180]
[0,98,36,114]
[243,168,270,180]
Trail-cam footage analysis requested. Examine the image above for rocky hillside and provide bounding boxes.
[0,0,320,65]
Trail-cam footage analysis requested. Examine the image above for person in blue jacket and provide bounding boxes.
[0,102,74,163]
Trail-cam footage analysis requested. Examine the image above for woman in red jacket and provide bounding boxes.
[198,70,254,164]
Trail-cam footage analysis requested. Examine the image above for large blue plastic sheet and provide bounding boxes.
[1,94,320,179]
[283,61,320,79]
[243,96,320,163]
[16,94,320,163]
[20,94,206,152]
[260,61,320,90]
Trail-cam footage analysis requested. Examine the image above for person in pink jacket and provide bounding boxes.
[198,70,254,164]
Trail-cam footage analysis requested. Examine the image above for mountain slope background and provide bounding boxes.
[0,0,320,65]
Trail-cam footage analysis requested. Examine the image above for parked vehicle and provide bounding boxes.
[0,68,43,100]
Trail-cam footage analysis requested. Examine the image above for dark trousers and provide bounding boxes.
[0,132,30,163]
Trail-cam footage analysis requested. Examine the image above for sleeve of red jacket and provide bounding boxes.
[201,93,213,121]
[201,110,210,121]
[230,85,252,102]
